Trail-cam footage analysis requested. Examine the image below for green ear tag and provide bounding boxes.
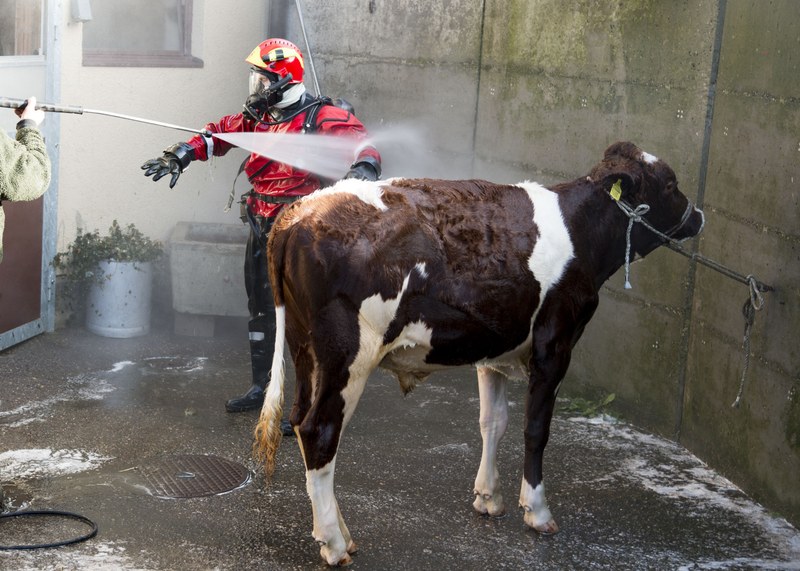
[610,179,622,201]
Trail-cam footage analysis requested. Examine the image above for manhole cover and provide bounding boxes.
[138,455,251,499]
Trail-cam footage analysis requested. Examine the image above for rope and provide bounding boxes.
[731,276,765,408]
[613,197,773,408]
[620,203,650,289]
[0,510,98,550]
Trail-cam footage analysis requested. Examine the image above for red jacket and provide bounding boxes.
[185,103,380,218]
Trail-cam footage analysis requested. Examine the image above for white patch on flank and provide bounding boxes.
[414,261,428,279]
[0,448,111,480]
[358,271,414,336]
[344,269,435,421]
[517,181,575,302]
[306,178,388,211]
[641,151,659,164]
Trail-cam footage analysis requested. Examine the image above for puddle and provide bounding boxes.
[0,357,209,427]
[1,483,34,512]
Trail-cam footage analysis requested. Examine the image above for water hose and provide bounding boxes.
[0,510,98,550]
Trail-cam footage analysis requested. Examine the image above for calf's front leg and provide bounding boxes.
[519,340,573,534]
[473,366,508,516]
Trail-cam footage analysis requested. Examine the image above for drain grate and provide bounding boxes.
[138,454,251,499]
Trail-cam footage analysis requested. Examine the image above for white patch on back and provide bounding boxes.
[517,182,575,297]
[641,151,659,164]
[305,179,388,211]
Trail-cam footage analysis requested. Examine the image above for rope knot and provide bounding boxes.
[621,203,650,289]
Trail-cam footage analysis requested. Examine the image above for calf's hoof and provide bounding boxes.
[319,546,353,567]
[523,510,560,535]
[320,544,354,567]
[473,493,506,517]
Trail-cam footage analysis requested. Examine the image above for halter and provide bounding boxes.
[608,179,704,289]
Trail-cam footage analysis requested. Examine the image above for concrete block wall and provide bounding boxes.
[679,0,800,526]
[272,0,799,526]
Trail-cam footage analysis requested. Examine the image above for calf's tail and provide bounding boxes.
[253,305,286,478]
[253,222,289,479]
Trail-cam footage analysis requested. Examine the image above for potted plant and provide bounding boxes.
[54,220,163,338]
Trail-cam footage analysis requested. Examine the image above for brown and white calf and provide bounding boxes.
[255,141,704,566]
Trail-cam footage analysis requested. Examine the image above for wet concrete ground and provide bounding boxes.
[1,320,798,570]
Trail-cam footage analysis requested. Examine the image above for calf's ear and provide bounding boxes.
[601,171,638,203]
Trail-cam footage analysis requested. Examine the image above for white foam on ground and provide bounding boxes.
[142,356,208,373]
[567,416,800,568]
[0,374,115,428]
[0,541,155,571]
[0,448,111,480]
[110,361,136,372]
[0,357,207,427]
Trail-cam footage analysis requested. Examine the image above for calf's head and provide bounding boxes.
[590,141,705,258]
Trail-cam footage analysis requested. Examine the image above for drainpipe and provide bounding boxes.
[673,0,727,441]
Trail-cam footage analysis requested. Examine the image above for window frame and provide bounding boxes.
[0,0,46,58]
[82,0,202,68]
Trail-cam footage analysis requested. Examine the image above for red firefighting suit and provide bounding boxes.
[183,101,381,318]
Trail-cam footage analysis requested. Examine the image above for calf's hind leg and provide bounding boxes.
[298,386,361,566]
[297,323,373,564]
[473,366,509,516]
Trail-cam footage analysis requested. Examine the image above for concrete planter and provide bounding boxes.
[85,260,153,338]
[169,222,249,336]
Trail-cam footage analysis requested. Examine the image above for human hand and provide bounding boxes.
[16,97,45,126]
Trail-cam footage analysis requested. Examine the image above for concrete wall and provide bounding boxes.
[274,0,799,525]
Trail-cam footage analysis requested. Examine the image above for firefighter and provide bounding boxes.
[142,39,381,434]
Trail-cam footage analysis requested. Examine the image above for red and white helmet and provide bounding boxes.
[245,38,305,85]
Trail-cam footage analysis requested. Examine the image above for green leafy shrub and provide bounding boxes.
[54,220,163,285]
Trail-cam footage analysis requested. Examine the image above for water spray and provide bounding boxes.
[0,96,211,136]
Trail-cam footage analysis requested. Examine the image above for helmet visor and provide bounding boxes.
[249,68,277,97]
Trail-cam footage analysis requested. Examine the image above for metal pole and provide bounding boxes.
[294,0,321,96]
[0,97,210,136]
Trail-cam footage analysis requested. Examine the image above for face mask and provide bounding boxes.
[249,69,277,98]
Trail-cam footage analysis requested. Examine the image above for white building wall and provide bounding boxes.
[57,0,268,248]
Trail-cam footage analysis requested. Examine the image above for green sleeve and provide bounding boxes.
[0,127,52,202]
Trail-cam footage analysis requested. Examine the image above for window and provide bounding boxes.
[82,0,202,68]
[0,0,44,57]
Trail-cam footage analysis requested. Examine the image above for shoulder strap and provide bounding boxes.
[302,96,332,134]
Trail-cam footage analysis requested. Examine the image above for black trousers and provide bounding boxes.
[243,215,276,388]
[244,215,274,319]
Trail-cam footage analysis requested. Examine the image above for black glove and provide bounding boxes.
[344,158,380,181]
[141,143,195,189]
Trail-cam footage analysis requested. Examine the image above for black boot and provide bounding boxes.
[225,316,272,413]
[225,317,296,438]
[225,383,265,412]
